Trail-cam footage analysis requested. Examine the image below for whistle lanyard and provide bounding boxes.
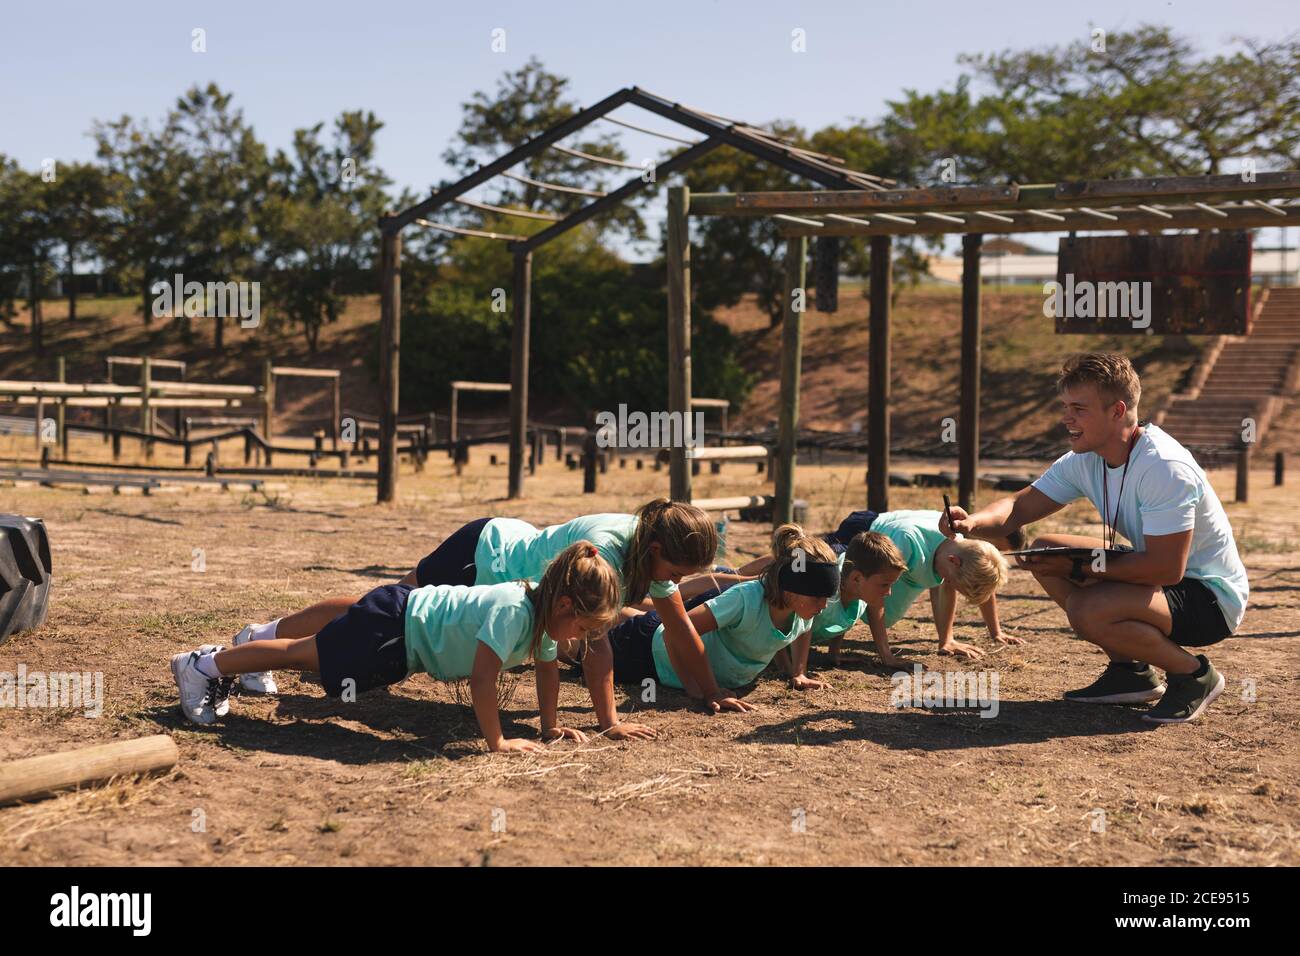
[1100,427,1141,551]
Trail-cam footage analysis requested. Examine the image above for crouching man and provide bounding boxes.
[942,352,1248,724]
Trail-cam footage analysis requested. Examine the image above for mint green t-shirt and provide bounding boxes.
[473,514,680,603]
[649,579,811,690]
[869,510,947,627]
[808,552,867,645]
[403,581,557,680]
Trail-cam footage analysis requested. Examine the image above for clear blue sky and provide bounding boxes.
[3,0,1297,257]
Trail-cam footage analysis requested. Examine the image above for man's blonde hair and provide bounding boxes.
[948,538,1009,605]
[1058,352,1142,425]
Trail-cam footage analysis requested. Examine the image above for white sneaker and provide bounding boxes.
[171,644,233,725]
[232,624,278,695]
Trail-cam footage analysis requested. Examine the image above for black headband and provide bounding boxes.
[778,559,840,598]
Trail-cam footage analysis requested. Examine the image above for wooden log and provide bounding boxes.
[685,444,769,461]
[0,734,178,807]
[775,235,807,525]
[867,236,892,512]
[691,495,773,511]
[959,233,982,511]
[666,185,692,502]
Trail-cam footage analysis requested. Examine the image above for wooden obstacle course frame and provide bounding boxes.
[264,362,343,449]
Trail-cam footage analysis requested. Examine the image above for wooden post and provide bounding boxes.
[56,356,68,457]
[774,236,807,525]
[666,186,692,503]
[450,385,458,446]
[583,425,598,494]
[508,249,532,499]
[1236,445,1251,503]
[867,236,892,512]
[377,221,401,503]
[141,356,153,461]
[331,376,341,451]
[261,358,274,442]
[959,233,983,512]
[1275,451,1284,486]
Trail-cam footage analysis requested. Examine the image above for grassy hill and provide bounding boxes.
[1,285,1213,447]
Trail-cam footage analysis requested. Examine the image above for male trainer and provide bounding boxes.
[942,352,1248,724]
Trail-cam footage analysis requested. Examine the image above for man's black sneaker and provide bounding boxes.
[1064,662,1165,704]
[1143,656,1224,724]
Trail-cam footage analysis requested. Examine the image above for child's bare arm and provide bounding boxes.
[535,658,587,744]
[470,643,541,754]
[934,583,984,660]
[580,638,657,742]
[787,633,829,690]
[980,593,1025,645]
[865,603,906,669]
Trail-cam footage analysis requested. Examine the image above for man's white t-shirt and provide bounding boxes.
[1031,424,1248,633]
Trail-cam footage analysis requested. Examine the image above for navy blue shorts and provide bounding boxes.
[821,510,878,553]
[315,584,412,697]
[415,517,491,588]
[607,587,724,685]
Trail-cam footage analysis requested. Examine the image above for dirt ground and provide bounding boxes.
[1,436,1297,866]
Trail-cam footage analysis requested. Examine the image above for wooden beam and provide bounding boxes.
[959,234,982,512]
[690,184,1019,216]
[270,366,341,378]
[774,205,1298,238]
[508,249,532,499]
[774,236,806,525]
[867,236,891,512]
[377,223,401,503]
[666,186,692,503]
[696,172,1300,219]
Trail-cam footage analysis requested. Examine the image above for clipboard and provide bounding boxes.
[1006,547,1129,560]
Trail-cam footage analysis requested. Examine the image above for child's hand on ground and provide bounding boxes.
[939,639,986,660]
[493,737,546,754]
[879,651,910,670]
[790,674,830,691]
[542,726,588,744]
[706,690,756,713]
[604,721,658,741]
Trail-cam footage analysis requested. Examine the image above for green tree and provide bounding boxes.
[166,84,269,350]
[94,113,190,327]
[43,161,109,322]
[0,163,59,353]
[261,111,392,351]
